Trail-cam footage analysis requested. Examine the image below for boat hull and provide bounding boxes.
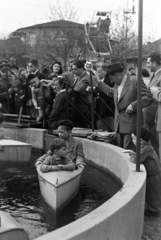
[0,139,31,162]
[37,165,82,211]
[0,211,29,240]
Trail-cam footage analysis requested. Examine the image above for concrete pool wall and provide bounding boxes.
[5,128,146,240]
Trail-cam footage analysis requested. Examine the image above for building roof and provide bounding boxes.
[15,20,84,32]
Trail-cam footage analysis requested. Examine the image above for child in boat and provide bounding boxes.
[124,127,161,217]
[40,138,76,173]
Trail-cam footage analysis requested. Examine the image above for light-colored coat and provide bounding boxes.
[98,75,152,133]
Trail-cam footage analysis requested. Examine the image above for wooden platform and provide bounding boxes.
[0,139,32,162]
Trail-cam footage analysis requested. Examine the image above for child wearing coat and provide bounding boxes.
[30,77,44,122]
[39,138,76,173]
[125,127,161,217]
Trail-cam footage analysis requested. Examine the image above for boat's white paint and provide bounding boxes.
[0,139,31,162]
[0,210,29,240]
[37,165,82,211]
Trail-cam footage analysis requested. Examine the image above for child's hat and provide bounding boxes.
[140,127,150,141]
[133,127,150,141]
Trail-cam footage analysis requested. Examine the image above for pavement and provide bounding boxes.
[142,215,161,240]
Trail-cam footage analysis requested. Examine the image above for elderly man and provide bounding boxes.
[95,62,152,150]
[143,53,161,158]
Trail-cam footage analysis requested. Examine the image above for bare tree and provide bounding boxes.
[109,9,138,62]
[38,25,84,69]
[48,0,80,22]
[34,0,83,69]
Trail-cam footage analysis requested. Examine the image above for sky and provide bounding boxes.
[0,0,161,42]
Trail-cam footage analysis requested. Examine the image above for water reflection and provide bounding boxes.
[0,153,121,239]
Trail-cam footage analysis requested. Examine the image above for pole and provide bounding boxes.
[65,83,69,120]
[5,68,10,112]
[125,15,128,66]
[42,86,46,128]
[136,0,143,172]
[89,71,95,131]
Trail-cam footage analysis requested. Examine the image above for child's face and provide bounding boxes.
[97,67,106,79]
[32,78,40,88]
[54,80,63,93]
[131,133,137,146]
[58,126,71,140]
[55,146,67,157]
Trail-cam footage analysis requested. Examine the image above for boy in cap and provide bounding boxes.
[40,138,76,173]
[56,120,86,169]
[124,126,161,217]
[35,120,86,170]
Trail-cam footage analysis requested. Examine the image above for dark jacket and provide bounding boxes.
[48,89,73,131]
[95,75,115,117]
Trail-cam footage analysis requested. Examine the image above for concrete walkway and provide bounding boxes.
[142,215,161,240]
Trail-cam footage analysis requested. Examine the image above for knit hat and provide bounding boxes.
[133,127,150,141]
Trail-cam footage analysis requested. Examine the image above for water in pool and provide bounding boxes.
[0,151,122,239]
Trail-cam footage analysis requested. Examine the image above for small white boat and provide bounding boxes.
[0,210,29,240]
[0,139,32,162]
[37,165,83,211]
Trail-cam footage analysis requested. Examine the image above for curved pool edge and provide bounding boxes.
[4,128,146,240]
[35,137,146,240]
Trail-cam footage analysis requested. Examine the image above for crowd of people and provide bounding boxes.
[1,52,161,217]
[0,57,115,132]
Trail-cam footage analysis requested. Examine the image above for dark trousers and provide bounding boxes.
[116,132,135,151]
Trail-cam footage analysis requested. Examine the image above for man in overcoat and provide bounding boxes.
[95,62,152,150]
[143,53,161,158]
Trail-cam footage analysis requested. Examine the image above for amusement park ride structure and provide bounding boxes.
[78,0,136,64]
[78,11,112,63]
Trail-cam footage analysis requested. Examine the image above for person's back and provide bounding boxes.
[48,77,73,132]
